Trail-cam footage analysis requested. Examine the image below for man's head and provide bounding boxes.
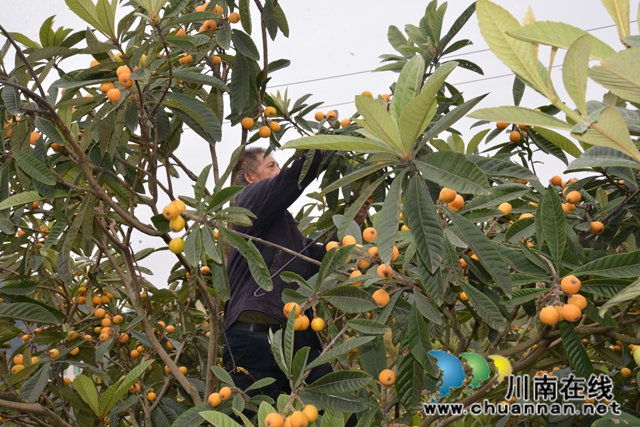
[235,147,281,186]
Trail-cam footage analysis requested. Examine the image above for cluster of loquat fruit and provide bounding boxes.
[163,199,188,253]
[495,120,531,144]
[539,275,586,326]
[241,106,281,139]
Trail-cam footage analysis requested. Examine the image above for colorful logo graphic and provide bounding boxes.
[427,351,512,399]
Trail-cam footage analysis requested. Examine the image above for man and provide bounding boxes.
[223,146,366,414]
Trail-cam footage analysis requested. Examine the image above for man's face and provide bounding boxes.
[245,154,280,184]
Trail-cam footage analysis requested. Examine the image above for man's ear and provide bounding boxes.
[244,173,254,184]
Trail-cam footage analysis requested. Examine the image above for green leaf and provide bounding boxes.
[2,78,20,115]
[282,134,396,154]
[199,411,242,427]
[274,3,289,38]
[261,0,278,40]
[13,151,55,186]
[10,32,41,49]
[103,359,153,416]
[572,251,640,278]
[304,336,375,371]
[303,392,369,413]
[346,319,390,335]
[461,282,505,331]
[589,48,640,104]
[239,0,251,34]
[591,413,640,427]
[354,95,404,155]
[468,106,572,130]
[499,288,548,306]
[244,377,276,393]
[563,35,591,117]
[318,246,354,287]
[422,94,488,144]
[291,346,310,389]
[507,21,615,61]
[96,0,116,39]
[219,227,273,291]
[447,211,512,297]
[467,155,538,180]
[408,305,435,375]
[231,29,260,61]
[390,55,425,120]
[413,291,443,325]
[439,2,476,51]
[404,175,444,273]
[183,227,202,267]
[569,145,640,169]
[601,0,630,38]
[376,170,405,265]
[304,370,372,394]
[466,129,490,154]
[540,185,566,270]
[164,93,221,143]
[0,303,61,324]
[559,322,593,380]
[532,127,582,159]
[572,107,640,163]
[73,375,100,416]
[415,152,491,195]
[320,408,345,427]
[476,0,548,95]
[504,217,536,243]
[65,0,108,37]
[201,226,222,265]
[19,363,50,402]
[598,280,640,316]
[398,62,458,154]
[512,76,525,106]
[396,349,422,411]
[211,365,235,386]
[322,163,391,194]
[323,286,378,314]
[170,403,209,427]
[166,71,228,92]
[229,52,251,114]
[460,183,530,213]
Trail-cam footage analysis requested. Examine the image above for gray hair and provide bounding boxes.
[235,146,267,186]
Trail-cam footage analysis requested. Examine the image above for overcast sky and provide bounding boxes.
[2,1,636,289]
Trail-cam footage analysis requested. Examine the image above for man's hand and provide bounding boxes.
[355,199,372,225]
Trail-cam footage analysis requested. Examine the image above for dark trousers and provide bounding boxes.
[222,327,332,399]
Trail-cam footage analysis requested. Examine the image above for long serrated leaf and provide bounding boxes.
[408,305,436,376]
[211,365,235,386]
[183,227,202,267]
[563,34,590,117]
[439,2,476,51]
[13,151,55,185]
[589,48,640,104]
[19,362,50,402]
[354,95,404,154]
[231,29,260,61]
[2,78,20,115]
[541,185,566,269]
[469,106,572,130]
[413,291,443,325]
[500,288,547,306]
[201,226,222,265]
[305,336,374,371]
[73,375,100,416]
[65,0,107,36]
[415,152,491,195]
[396,347,422,410]
[572,251,640,278]
[504,217,536,243]
[508,21,615,61]
[104,359,153,416]
[461,282,505,331]
[199,411,242,427]
[376,169,405,265]
[0,302,60,324]
[532,127,582,159]
[559,321,593,379]
[398,62,458,154]
[601,0,630,39]
[283,134,396,154]
[345,319,390,335]
[304,370,372,394]
[572,107,640,163]
[598,280,640,316]
[467,154,538,180]
[448,210,512,297]
[318,246,353,286]
[460,183,530,212]
[390,55,425,120]
[219,227,273,291]
[323,286,378,314]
